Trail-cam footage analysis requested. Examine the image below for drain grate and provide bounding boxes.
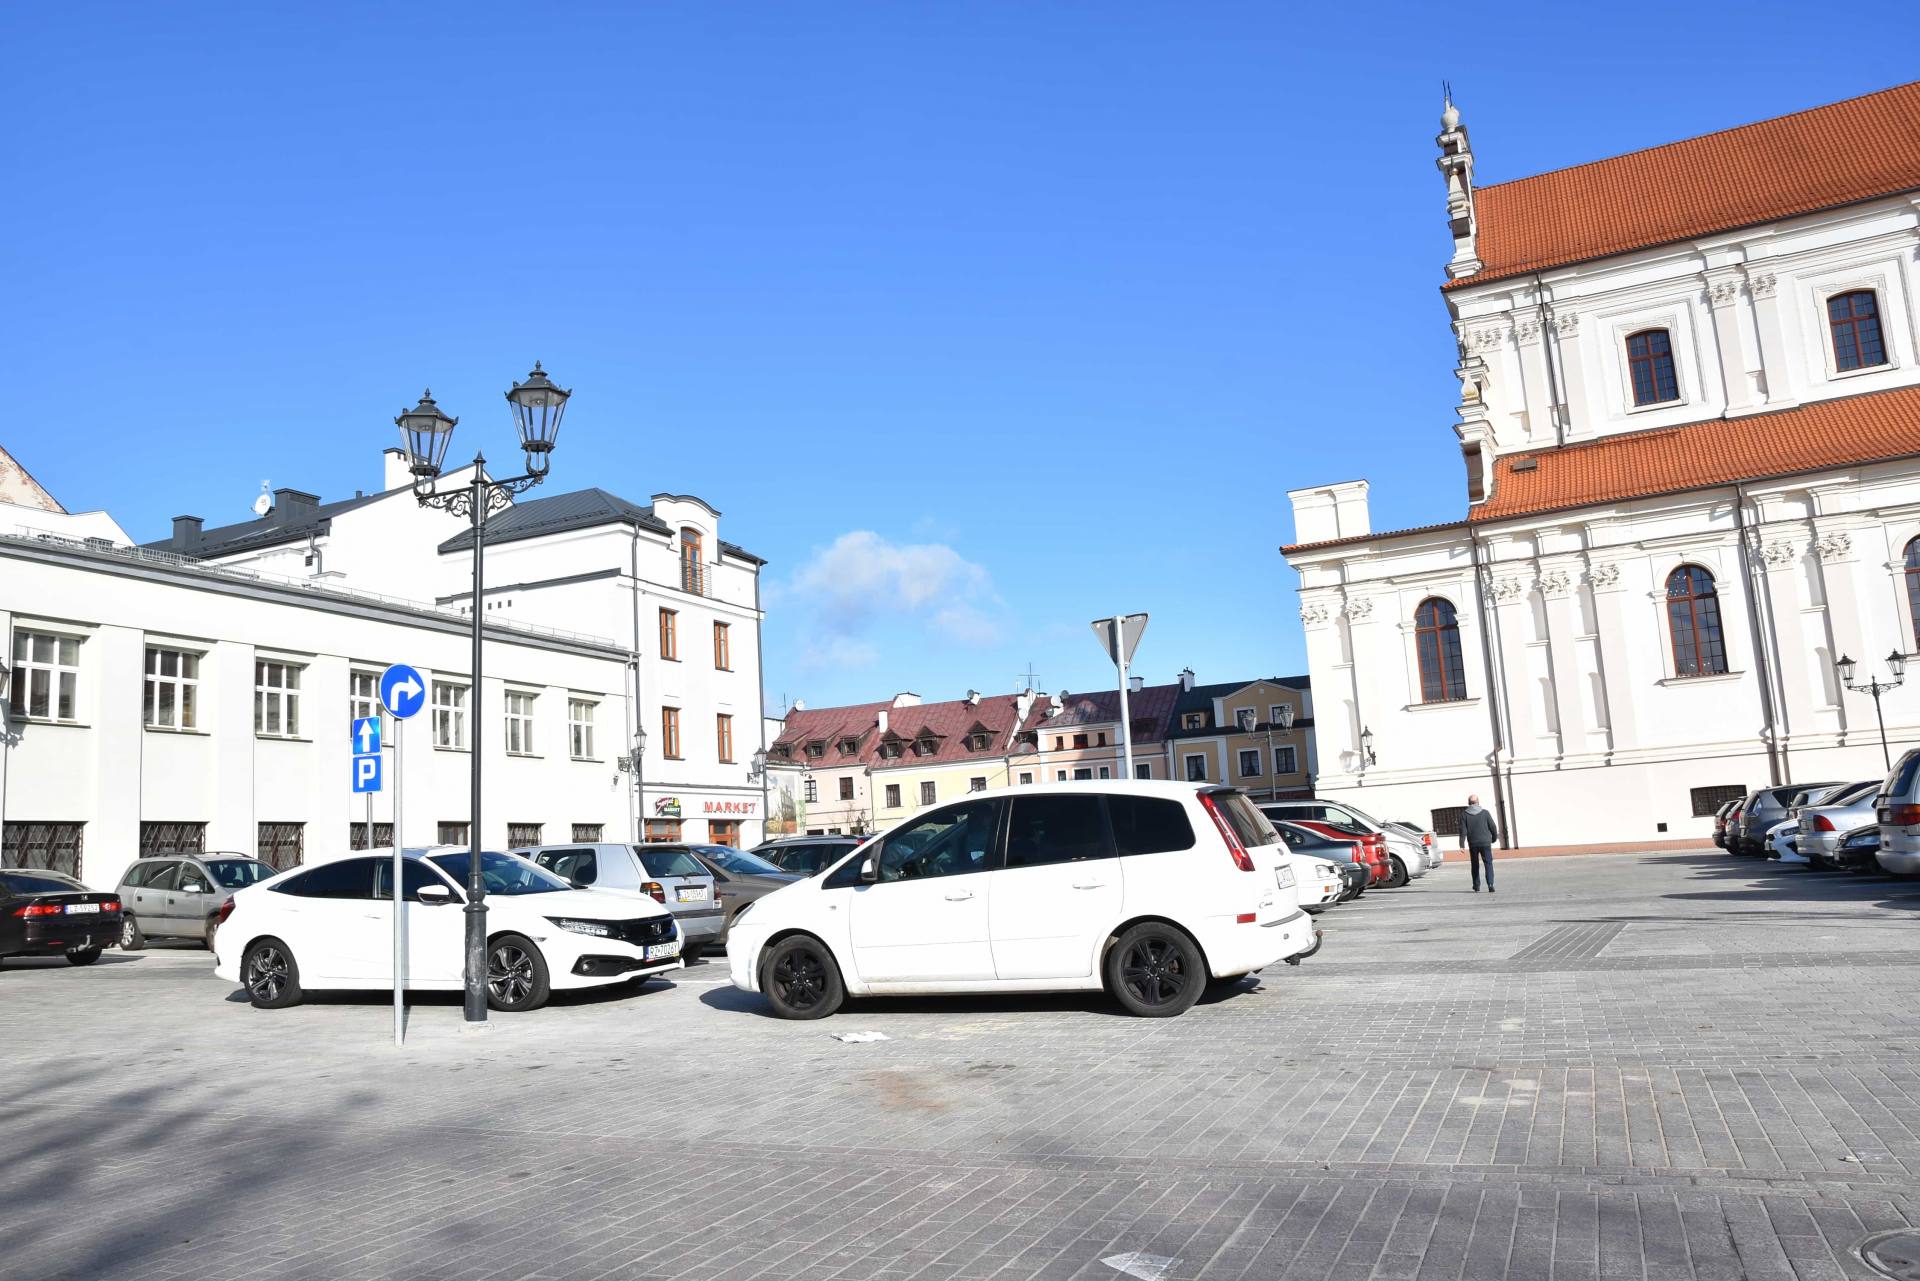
[1510,921,1626,961]
[1858,1230,1920,1279]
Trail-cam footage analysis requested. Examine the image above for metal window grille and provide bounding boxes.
[257,822,305,871]
[140,821,206,856]
[1431,806,1466,837]
[571,824,604,842]
[437,821,470,846]
[507,823,543,847]
[350,822,396,850]
[3,821,85,876]
[1690,785,1745,817]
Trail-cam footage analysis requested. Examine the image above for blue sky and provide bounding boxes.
[5,3,1915,712]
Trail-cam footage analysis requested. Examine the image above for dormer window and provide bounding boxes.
[804,740,826,760]
[1625,329,1679,405]
[880,737,904,760]
[914,736,938,757]
[1829,291,1886,372]
[837,736,859,756]
[965,731,991,751]
[1183,712,1206,730]
[770,745,792,762]
[1015,730,1037,749]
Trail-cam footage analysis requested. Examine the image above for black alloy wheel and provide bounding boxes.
[1106,923,1204,1018]
[761,935,845,1019]
[242,938,302,1009]
[486,934,552,1012]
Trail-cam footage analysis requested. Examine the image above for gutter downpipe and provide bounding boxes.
[1469,528,1515,848]
[1535,274,1568,450]
[630,528,647,843]
[753,563,771,843]
[1731,482,1785,786]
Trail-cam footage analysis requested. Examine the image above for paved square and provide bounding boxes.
[8,851,1920,1280]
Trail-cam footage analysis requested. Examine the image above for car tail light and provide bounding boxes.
[101,899,120,913]
[217,897,237,926]
[1889,805,1920,827]
[641,881,667,904]
[13,902,64,917]
[1198,793,1257,872]
[1811,815,1835,832]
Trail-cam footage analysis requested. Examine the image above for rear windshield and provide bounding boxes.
[700,847,787,877]
[1885,751,1920,802]
[636,848,708,878]
[1211,792,1278,848]
[202,858,274,889]
[1,871,83,895]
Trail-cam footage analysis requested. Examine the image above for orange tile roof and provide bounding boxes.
[1472,383,1920,521]
[1450,81,1920,288]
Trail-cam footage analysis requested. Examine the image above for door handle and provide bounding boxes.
[943,890,975,901]
[1071,881,1107,890]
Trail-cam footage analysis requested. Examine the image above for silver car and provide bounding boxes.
[1876,750,1920,874]
[520,842,726,960]
[1795,780,1879,866]
[1734,782,1842,855]
[116,853,276,950]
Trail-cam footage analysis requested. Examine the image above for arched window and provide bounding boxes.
[1666,565,1728,677]
[1625,329,1680,406]
[1905,537,1920,648]
[1829,291,1886,372]
[680,527,704,595]
[1414,597,1468,703]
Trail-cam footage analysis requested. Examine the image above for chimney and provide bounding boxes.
[1128,676,1144,693]
[269,488,320,526]
[1286,480,1371,547]
[171,515,204,550]
[877,709,889,735]
[1179,668,1195,692]
[383,448,414,491]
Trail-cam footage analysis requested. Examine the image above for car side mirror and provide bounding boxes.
[415,884,455,906]
[857,856,878,884]
[567,877,590,891]
[181,882,208,894]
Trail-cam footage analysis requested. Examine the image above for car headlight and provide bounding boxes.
[545,917,615,938]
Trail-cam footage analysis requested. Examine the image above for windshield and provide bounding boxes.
[1,870,84,895]
[700,847,788,877]
[636,848,708,878]
[428,851,571,895]
[202,858,274,889]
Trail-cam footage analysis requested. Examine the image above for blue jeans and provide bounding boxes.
[1469,844,1495,889]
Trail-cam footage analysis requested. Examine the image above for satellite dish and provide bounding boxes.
[252,480,272,517]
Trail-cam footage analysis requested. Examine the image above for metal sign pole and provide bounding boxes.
[1115,616,1135,779]
[393,718,405,1047]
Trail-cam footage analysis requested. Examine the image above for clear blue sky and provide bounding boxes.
[5,3,1915,711]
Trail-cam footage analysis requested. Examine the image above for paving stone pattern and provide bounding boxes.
[6,851,1920,1279]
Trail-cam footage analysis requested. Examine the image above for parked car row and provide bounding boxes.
[11,781,1456,1022]
[1714,750,1920,878]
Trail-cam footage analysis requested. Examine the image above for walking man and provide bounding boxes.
[1460,794,1499,893]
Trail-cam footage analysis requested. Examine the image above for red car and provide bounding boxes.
[1290,820,1392,886]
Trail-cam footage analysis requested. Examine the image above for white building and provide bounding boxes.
[1282,81,1920,847]
[2,509,634,888]
[155,446,773,846]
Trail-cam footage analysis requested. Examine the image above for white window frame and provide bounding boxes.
[349,669,391,741]
[504,689,536,756]
[432,680,469,751]
[1097,766,1111,779]
[1018,772,1034,785]
[884,783,902,809]
[1275,745,1298,775]
[567,698,597,760]
[1813,275,1899,380]
[969,776,986,792]
[254,660,303,739]
[1134,762,1153,780]
[919,780,936,806]
[1609,311,1692,417]
[803,777,818,803]
[1238,748,1261,778]
[144,646,200,730]
[1184,753,1208,783]
[10,630,82,723]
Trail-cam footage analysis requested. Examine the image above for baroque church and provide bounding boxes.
[1282,81,1920,847]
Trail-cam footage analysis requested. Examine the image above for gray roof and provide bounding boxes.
[437,487,765,564]
[141,486,396,558]
[1168,676,1312,739]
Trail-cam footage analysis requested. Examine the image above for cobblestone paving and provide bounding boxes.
[7,851,1920,1279]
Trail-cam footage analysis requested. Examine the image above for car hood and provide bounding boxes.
[525,888,673,921]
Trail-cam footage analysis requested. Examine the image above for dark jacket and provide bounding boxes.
[1460,807,1500,849]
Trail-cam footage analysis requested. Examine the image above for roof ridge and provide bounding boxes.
[1476,79,1920,194]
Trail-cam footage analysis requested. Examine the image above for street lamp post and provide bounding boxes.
[1360,725,1378,770]
[748,746,769,844]
[399,363,571,1025]
[1836,650,1907,770]
[618,728,648,839]
[1274,703,1296,800]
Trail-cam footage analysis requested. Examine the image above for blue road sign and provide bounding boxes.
[380,664,426,719]
[352,716,382,756]
[352,755,383,793]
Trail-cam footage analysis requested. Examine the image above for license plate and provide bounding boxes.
[675,886,707,902]
[644,941,681,961]
[1275,866,1296,889]
[65,903,100,914]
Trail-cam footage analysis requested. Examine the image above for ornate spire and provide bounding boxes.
[1436,86,1480,278]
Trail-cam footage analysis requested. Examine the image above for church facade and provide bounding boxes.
[1282,82,1920,847]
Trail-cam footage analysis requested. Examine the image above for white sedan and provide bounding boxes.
[729,782,1320,1020]
[214,848,682,1012]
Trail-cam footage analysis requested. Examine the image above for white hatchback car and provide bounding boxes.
[727,782,1320,1019]
[214,848,683,1012]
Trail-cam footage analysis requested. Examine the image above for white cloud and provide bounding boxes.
[781,530,1004,659]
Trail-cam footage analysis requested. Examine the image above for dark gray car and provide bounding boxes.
[1734,783,1841,855]
[753,836,864,877]
[116,853,276,950]
[683,845,800,950]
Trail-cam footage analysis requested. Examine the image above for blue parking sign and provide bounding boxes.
[352,755,383,793]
